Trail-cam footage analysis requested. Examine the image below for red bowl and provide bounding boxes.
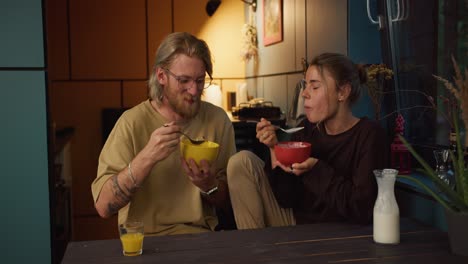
[274,141,311,167]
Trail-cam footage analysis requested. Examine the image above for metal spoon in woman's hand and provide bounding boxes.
[247,120,304,134]
[275,126,304,134]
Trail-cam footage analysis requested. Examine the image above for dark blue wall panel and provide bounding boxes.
[0,0,50,263]
[0,0,44,67]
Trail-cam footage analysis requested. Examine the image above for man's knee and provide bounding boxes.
[227,150,261,186]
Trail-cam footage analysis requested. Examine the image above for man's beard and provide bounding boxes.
[164,86,201,119]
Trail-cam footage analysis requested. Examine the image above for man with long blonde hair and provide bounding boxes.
[92,32,236,235]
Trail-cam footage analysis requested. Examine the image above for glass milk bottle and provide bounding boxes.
[373,169,400,244]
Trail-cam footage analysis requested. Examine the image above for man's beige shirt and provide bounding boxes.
[92,99,236,236]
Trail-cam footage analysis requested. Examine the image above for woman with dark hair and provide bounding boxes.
[227,52,390,229]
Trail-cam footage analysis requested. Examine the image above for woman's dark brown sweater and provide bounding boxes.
[266,117,390,225]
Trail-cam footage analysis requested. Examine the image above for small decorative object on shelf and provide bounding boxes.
[433,149,454,189]
[391,114,411,174]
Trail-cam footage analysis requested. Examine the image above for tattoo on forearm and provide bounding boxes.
[106,173,138,216]
[111,174,130,203]
[107,201,120,215]
[106,175,130,215]
[122,180,137,195]
[121,181,132,195]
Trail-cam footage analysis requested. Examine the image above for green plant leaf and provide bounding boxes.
[398,135,468,211]
[397,175,454,212]
[453,108,468,204]
[462,170,468,206]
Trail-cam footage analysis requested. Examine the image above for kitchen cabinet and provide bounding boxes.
[50,81,122,241]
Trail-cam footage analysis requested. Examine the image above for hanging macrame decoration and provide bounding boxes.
[240,6,258,62]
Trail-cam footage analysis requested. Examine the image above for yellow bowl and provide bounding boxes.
[180,138,219,165]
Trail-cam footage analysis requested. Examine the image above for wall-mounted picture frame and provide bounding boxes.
[262,0,283,46]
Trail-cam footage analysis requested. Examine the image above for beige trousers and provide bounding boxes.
[227,150,295,229]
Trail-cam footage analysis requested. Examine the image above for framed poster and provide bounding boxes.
[262,0,283,46]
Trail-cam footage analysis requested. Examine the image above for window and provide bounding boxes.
[379,0,468,152]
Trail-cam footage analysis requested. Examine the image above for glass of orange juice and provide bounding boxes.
[119,221,144,256]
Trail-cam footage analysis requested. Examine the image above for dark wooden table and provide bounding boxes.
[62,218,467,263]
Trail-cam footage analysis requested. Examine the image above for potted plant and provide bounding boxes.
[397,56,468,256]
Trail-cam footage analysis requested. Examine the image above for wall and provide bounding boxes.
[173,0,247,110]
[244,0,348,118]
[46,0,245,241]
[243,0,383,121]
[0,0,51,263]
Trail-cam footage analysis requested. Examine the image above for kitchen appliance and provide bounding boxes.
[233,98,282,120]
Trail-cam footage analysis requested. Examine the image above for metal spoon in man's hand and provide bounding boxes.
[163,124,205,144]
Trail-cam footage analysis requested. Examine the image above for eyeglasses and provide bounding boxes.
[163,68,212,91]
